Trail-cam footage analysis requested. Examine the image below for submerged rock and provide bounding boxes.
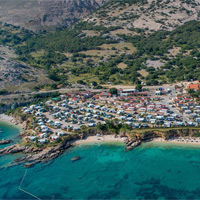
[71,156,81,161]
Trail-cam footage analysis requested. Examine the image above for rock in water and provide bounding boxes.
[24,163,34,168]
[0,139,11,145]
[71,156,81,161]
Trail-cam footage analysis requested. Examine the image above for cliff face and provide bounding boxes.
[0,0,108,31]
[126,128,200,150]
[130,129,200,141]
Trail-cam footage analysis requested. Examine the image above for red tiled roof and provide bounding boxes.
[187,84,200,90]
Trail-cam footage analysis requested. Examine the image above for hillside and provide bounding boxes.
[0,0,200,91]
[0,0,108,31]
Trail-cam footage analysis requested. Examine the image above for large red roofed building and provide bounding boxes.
[187,83,200,91]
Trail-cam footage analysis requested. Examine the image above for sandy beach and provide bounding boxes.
[0,114,14,123]
[74,135,127,145]
[0,114,23,129]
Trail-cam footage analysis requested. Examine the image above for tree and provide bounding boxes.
[77,80,85,85]
[109,88,118,95]
[92,81,97,86]
[135,84,142,91]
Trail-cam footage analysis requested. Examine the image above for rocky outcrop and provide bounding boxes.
[0,139,11,145]
[0,134,79,168]
[125,139,141,151]
[125,128,200,150]
[0,144,26,154]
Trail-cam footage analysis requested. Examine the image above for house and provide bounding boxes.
[119,116,126,120]
[156,116,164,120]
[73,127,80,131]
[99,91,112,98]
[120,89,137,96]
[88,123,95,127]
[29,136,37,142]
[38,138,48,144]
[138,118,146,122]
[187,83,200,91]
[155,91,162,95]
[127,117,133,121]
[126,121,132,126]
[163,122,171,128]
[196,118,200,123]
[54,121,62,128]
[181,106,188,110]
[51,135,60,141]
[185,110,192,114]
[178,122,185,126]
[150,119,156,124]
[187,121,196,126]
[134,123,140,128]
[187,102,195,107]
[58,131,67,137]
[40,133,48,138]
[138,107,146,112]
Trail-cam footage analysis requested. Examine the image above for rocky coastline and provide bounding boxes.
[1,125,200,168]
[0,137,76,168]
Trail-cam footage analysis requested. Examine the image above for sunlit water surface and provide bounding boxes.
[1,122,200,199]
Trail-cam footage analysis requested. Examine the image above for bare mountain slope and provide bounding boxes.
[0,0,108,31]
[0,45,52,92]
[85,0,200,32]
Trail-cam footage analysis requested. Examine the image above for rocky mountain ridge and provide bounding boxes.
[0,0,109,31]
[84,0,200,32]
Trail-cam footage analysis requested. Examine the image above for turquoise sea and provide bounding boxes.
[0,121,21,148]
[1,122,200,199]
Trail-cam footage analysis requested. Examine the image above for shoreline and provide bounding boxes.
[0,115,200,147]
[74,135,127,145]
[0,114,23,129]
[1,115,200,147]
[149,137,200,146]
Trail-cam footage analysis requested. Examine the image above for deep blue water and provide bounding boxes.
[1,122,200,199]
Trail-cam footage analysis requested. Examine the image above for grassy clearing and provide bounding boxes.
[81,42,136,57]
[117,62,127,69]
[30,50,45,58]
[67,73,100,83]
[110,29,138,36]
[100,42,136,53]
[82,30,100,37]
[138,69,149,77]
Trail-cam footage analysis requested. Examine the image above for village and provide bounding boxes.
[21,82,200,144]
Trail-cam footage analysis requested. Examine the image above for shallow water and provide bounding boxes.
[1,123,200,199]
[0,121,21,148]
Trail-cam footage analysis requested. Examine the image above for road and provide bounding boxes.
[0,87,101,102]
[161,87,190,122]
